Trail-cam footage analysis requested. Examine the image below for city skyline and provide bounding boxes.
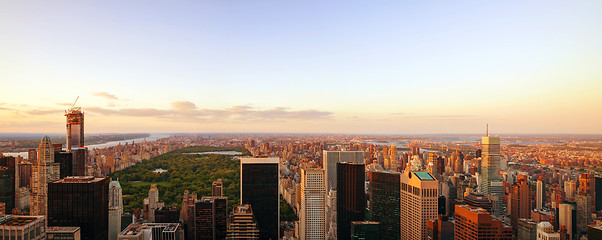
[1,1,602,134]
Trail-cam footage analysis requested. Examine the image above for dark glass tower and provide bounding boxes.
[240,157,279,240]
[48,176,109,240]
[71,147,87,176]
[595,177,602,211]
[337,162,366,240]
[54,151,73,178]
[0,156,15,214]
[368,170,400,240]
[195,196,228,240]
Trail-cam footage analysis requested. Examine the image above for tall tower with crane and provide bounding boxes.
[65,97,84,152]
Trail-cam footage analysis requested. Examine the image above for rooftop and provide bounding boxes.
[47,226,80,233]
[54,176,106,183]
[414,171,435,181]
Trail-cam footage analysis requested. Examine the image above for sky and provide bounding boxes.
[1,1,601,134]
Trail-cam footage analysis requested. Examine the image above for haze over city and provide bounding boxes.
[2,1,602,134]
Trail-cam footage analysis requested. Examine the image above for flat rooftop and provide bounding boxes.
[414,171,435,181]
[55,176,106,183]
[47,226,80,233]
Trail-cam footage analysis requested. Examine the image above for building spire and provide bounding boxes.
[486,123,489,137]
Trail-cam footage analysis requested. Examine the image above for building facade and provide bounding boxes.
[47,176,109,240]
[240,157,279,240]
[299,167,326,240]
[323,151,363,191]
[336,162,365,240]
[368,170,400,240]
[454,205,513,240]
[400,170,438,240]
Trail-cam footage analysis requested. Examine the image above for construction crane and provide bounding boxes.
[68,96,80,112]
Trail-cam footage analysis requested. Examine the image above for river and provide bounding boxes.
[2,133,171,158]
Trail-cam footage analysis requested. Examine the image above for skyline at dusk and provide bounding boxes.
[2,1,602,134]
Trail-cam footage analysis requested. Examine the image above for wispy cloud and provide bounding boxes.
[93,92,119,100]
[391,112,476,120]
[86,102,333,121]
[26,109,64,115]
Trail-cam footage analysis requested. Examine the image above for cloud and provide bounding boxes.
[391,113,476,120]
[93,92,119,100]
[26,109,64,115]
[171,101,197,111]
[86,102,333,121]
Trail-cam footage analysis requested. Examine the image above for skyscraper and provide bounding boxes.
[336,162,365,240]
[31,136,60,217]
[510,174,531,231]
[480,129,503,216]
[109,179,123,213]
[143,184,164,222]
[389,143,397,171]
[454,205,513,240]
[195,196,228,240]
[212,178,223,197]
[368,170,400,240]
[65,106,84,152]
[564,180,576,199]
[227,204,260,239]
[400,169,438,240]
[240,157,279,240]
[0,156,16,214]
[537,177,545,210]
[47,176,109,240]
[594,177,602,212]
[558,202,576,238]
[576,194,593,232]
[299,167,326,240]
[323,150,364,191]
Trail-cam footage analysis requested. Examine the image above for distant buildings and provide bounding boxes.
[47,176,109,240]
[240,157,279,240]
[454,205,512,240]
[400,169,438,240]
[299,167,326,240]
[337,162,365,240]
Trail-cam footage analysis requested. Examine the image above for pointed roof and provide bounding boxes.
[109,179,122,189]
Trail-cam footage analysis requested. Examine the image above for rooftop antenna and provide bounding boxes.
[486,123,489,137]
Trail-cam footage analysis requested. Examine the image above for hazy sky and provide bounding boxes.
[1,1,601,134]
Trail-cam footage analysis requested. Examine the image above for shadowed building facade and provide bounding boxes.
[368,170,400,240]
[240,157,279,240]
[337,162,365,240]
[48,176,109,240]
